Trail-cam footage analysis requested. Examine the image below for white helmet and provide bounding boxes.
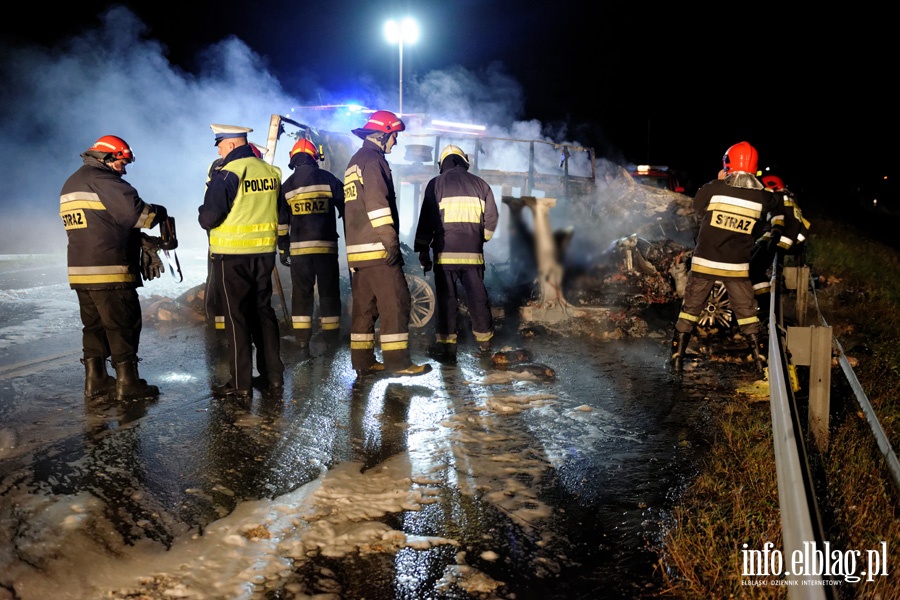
[439,144,469,166]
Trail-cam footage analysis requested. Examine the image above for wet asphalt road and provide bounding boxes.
[0,254,747,599]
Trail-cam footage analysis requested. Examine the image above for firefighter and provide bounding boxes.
[759,173,810,262]
[414,144,499,360]
[277,138,345,355]
[59,135,169,401]
[342,110,431,378]
[750,173,812,318]
[669,141,785,373]
[199,124,284,399]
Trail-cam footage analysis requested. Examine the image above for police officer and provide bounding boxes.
[277,138,345,354]
[203,142,268,333]
[59,135,169,401]
[414,144,499,360]
[199,124,284,398]
[343,110,431,378]
[669,141,785,373]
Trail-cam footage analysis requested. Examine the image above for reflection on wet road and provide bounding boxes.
[0,258,740,599]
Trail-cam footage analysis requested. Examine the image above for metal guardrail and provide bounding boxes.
[808,275,900,493]
[767,261,900,598]
[767,280,828,597]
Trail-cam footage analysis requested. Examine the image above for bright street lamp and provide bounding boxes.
[384,17,419,115]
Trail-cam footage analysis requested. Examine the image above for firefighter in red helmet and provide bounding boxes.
[60,135,170,401]
[277,138,345,356]
[669,141,785,373]
[749,171,812,318]
[342,110,431,378]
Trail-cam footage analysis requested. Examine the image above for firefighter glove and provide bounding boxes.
[385,244,403,267]
[418,250,432,273]
[279,249,291,267]
[140,245,164,281]
[767,229,783,254]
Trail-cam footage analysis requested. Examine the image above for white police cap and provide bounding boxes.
[210,124,253,146]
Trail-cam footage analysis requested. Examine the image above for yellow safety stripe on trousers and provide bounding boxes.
[289,240,338,255]
[350,332,375,350]
[67,265,135,285]
[215,316,224,329]
[690,257,749,279]
[753,281,771,294]
[473,330,493,342]
[737,315,760,326]
[436,333,458,344]
[368,207,393,228]
[380,332,409,351]
[436,252,484,265]
[320,316,340,330]
[346,242,387,263]
[291,315,312,330]
[678,311,700,323]
[438,196,484,224]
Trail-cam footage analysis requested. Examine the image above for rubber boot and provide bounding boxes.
[393,363,433,377]
[747,333,767,373]
[669,331,691,373]
[113,359,159,401]
[83,357,115,399]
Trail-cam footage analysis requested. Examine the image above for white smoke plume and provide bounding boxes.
[0,4,657,271]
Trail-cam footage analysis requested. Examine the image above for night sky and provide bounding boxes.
[1,1,896,234]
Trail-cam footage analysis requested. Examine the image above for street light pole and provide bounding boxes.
[398,37,404,115]
[385,18,419,116]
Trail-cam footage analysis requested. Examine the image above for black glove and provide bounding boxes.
[767,229,783,255]
[418,250,432,273]
[385,244,403,267]
[151,204,168,227]
[140,244,164,281]
[279,249,291,267]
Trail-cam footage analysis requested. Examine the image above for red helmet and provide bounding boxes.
[290,138,320,160]
[761,174,785,191]
[722,141,758,174]
[88,135,135,163]
[352,110,406,139]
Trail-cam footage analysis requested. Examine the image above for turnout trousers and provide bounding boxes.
[289,254,342,344]
[217,254,284,391]
[675,272,761,336]
[434,265,493,348]
[77,288,143,363]
[349,264,411,371]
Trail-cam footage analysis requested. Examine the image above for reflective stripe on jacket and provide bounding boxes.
[209,157,281,255]
[59,156,160,289]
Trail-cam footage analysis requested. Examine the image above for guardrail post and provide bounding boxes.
[783,266,810,326]
[809,326,832,451]
[786,325,833,452]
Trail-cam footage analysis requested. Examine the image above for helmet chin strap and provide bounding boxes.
[365,132,393,151]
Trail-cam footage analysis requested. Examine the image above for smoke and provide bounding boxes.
[0,3,665,279]
[0,6,296,253]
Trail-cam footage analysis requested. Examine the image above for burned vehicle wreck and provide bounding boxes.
[160,113,702,340]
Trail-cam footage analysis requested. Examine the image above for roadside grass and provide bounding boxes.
[658,213,900,598]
